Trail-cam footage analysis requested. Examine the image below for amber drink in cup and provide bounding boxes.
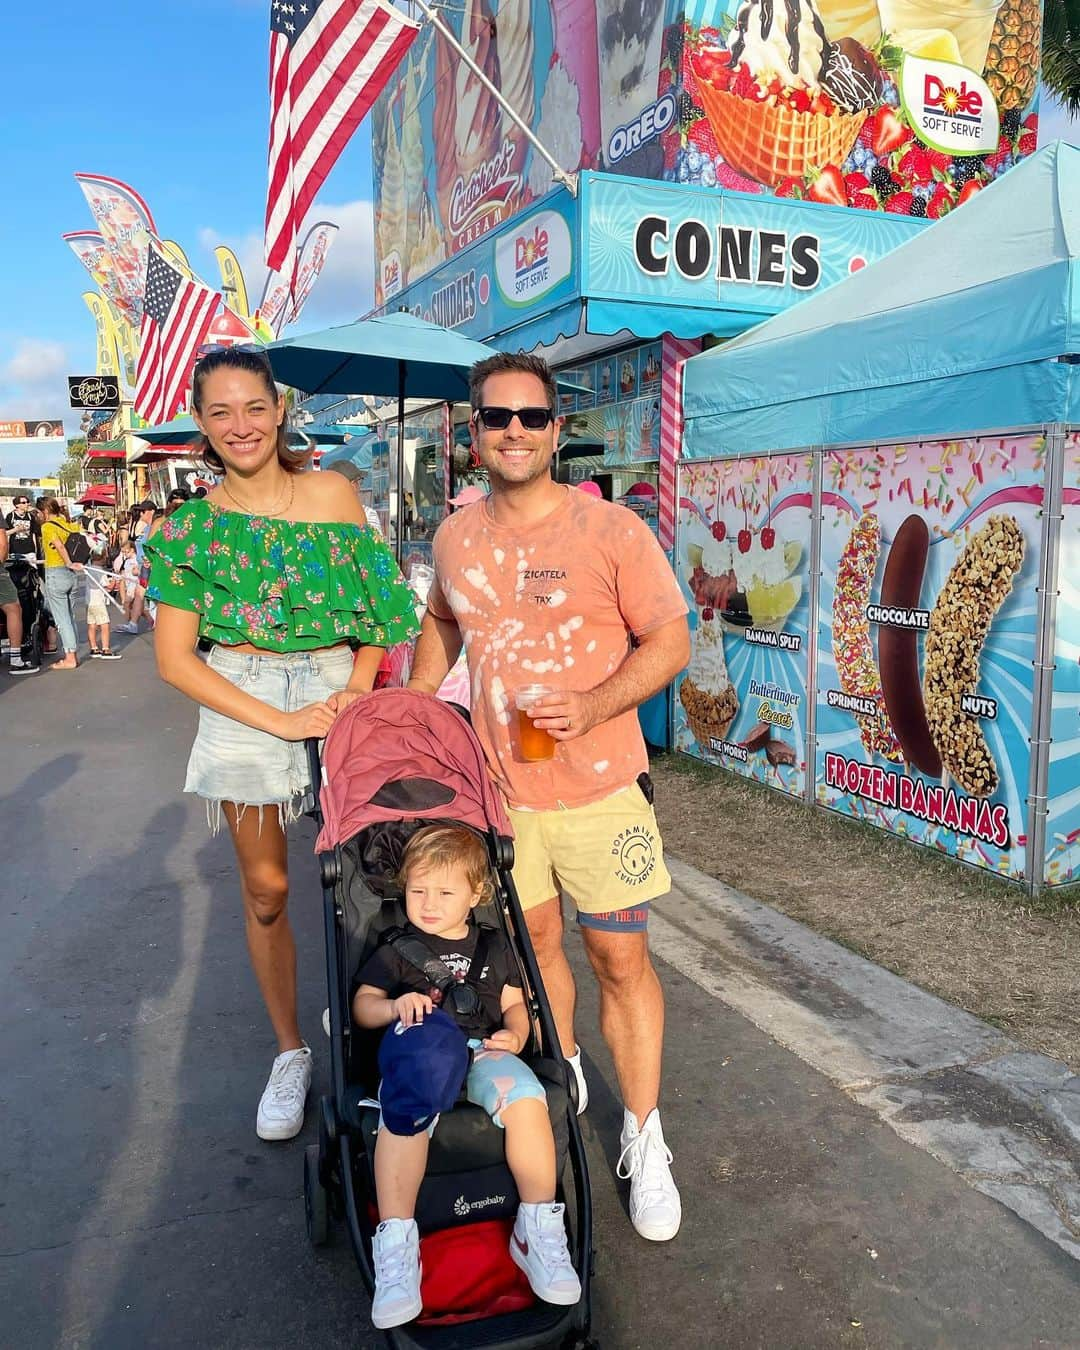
[514,684,557,761]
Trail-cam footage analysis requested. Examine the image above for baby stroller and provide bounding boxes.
[1,557,49,668]
[306,689,595,1350]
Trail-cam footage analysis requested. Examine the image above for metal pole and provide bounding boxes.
[804,447,823,805]
[395,359,406,565]
[1026,423,1065,895]
[410,0,579,197]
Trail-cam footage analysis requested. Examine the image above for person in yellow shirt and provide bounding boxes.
[40,498,83,669]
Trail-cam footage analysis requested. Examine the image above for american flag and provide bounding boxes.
[265,0,419,278]
[134,243,220,426]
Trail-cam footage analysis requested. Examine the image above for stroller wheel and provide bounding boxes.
[304,1143,330,1247]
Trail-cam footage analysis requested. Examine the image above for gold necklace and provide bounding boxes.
[220,473,294,517]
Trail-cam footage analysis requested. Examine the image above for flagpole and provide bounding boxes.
[410,0,578,197]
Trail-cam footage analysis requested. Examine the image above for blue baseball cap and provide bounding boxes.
[377,1008,470,1136]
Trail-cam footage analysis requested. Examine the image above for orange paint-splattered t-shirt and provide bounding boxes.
[428,488,688,809]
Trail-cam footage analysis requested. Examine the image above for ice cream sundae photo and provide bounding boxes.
[683,515,804,633]
[691,0,876,186]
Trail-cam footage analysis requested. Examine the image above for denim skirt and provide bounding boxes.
[186,644,355,831]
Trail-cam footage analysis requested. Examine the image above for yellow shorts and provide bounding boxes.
[506,783,671,915]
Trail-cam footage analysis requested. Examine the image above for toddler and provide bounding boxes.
[353,825,580,1330]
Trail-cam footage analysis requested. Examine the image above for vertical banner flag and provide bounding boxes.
[64,230,128,314]
[259,265,293,337]
[215,246,252,319]
[81,292,122,379]
[264,0,419,279]
[134,242,220,426]
[106,297,140,389]
[74,174,157,325]
[285,220,339,325]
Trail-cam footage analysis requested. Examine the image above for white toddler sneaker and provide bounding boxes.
[510,1202,582,1305]
[256,1044,312,1141]
[617,1108,682,1241]
[371,1218,423,1329]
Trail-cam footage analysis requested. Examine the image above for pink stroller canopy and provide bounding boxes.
[314,689,511,852]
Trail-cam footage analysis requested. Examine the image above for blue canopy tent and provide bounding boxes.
[683,142,1080,459]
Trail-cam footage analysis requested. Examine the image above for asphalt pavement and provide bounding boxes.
[3,635,1079,1349]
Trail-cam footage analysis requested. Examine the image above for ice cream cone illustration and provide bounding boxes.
[692,0,874,187]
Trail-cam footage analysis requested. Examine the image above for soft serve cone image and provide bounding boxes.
[596,0,668,173]
[377,110,406,264]
[877,0,1003,72]
[401,54,426,267]
[434,0,501,250]
[692,0,877,187]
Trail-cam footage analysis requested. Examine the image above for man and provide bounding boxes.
[328,459,383,533]
[0,513,37,673]
[5,495,42,559]
[409,352,690,1242]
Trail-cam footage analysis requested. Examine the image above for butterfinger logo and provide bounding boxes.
[611,825,656,886]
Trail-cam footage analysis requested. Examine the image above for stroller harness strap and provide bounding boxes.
[382,925,492,1020]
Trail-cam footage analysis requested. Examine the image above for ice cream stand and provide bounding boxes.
[677,142,1080,891]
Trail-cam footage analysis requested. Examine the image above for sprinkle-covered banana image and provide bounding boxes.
[832,514,902,762]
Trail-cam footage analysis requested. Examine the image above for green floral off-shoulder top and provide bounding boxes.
[145,499,420,651]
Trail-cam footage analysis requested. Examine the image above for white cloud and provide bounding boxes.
[197,198,376,332]
[2,338,68,389]
[0,338,74,477]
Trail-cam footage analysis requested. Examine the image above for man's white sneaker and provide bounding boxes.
[371,1218,423,1329]
[510,1202,581,1305]
[566,1046,588,1115]
[256,1044,312,1141]
[617,1109,682,1242]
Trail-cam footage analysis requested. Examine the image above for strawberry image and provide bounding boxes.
[851,187,880,211]
[808,163,846,207]
[688,112,719,160]
[885,190,914,214]
[958,179,982,204]
[897,144,933,186]
[1024,113,1038,133]
[775,176,805,199]
[926,147,952,174]
[1018,131,1037,157]
[715,160,765,193]
[870,107,911,159]
[926,185,953,219]
[844,171,870,204]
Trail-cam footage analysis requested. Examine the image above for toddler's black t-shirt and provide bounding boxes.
[355,921,521,1038]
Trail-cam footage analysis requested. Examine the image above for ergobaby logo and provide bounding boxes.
[453,1192,506,1217]
[612,825,657,886]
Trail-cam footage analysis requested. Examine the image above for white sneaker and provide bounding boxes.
[617,1109,682,1242]
[116,621,139,634]
[256,1044,312,1141]
[510,1202,581,1305]
[371,1218,423,1329]
[566,1046,588,1115]
[8,655,38,674]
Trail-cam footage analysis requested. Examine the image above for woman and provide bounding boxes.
[147,346,419,1143]
[40,498,84,669]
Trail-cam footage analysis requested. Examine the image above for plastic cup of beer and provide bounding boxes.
[514,684,557,761]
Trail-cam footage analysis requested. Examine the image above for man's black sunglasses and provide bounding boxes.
[473,405,555,431]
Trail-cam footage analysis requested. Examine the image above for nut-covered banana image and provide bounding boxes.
[923,515,1025,797]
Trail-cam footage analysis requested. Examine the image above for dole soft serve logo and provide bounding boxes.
[899,55,999,155]
[381,250,403,301]
[495,209,572,307]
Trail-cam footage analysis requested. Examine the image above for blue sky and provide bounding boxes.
[1,2,1078,478]
[1,0,375,476]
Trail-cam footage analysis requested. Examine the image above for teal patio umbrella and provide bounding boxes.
[138,414,352,454]
[268,313,498,554]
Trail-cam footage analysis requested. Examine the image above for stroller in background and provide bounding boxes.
[0,557,50,669]
[306,689,596,1350]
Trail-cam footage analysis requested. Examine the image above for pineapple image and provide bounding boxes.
[983,0,1042,111]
